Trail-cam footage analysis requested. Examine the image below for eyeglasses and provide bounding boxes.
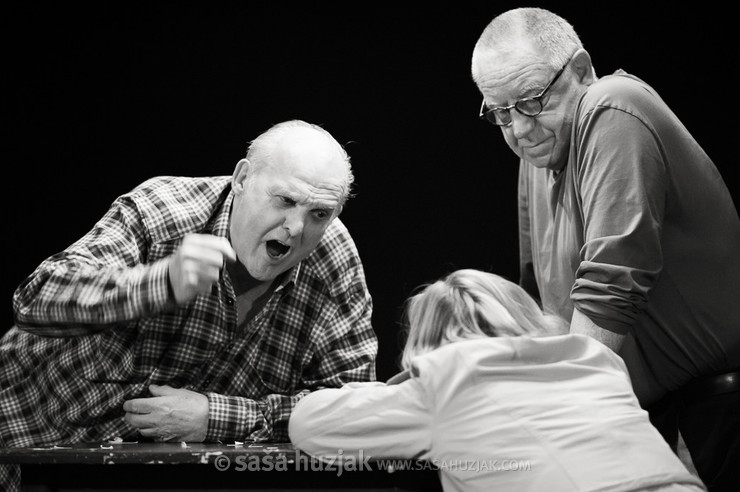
[478,58,571,127]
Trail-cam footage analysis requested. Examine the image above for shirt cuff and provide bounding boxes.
[139,257,178,315]
[205,392,262,442]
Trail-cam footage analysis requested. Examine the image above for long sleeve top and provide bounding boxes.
[518,71,740,404]
[289,335,705,492]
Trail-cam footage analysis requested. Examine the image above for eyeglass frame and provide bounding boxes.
[478,56,572,127]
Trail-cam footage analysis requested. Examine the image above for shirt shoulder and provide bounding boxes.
[299,218,365,293]
[121,176,232,242]
[410,336,629,386]
[126,175,231,204]
[578,71,669,124]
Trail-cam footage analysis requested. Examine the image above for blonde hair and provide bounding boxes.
[400,269,568,369]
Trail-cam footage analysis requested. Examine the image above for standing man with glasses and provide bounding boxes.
[472,7,739,491]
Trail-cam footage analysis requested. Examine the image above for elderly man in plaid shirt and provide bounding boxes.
[0,119,378,490]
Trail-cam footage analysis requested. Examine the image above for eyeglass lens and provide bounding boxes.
[486,98,544,126]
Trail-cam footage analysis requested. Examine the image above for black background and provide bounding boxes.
[3,2,737,381]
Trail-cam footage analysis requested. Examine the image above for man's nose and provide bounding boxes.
[509,110,535,139]
[283,209,305,237]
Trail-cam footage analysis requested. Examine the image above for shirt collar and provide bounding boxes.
[210,188,235,239]
[276,263,300,291]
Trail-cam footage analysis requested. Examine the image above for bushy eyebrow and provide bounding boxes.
[270,185,341,211]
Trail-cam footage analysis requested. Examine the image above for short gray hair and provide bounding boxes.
[472,7,583,80]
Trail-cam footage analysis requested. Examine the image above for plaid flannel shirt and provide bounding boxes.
[1,175,377,448]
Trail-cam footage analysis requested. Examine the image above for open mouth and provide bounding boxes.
[266,240,290,259]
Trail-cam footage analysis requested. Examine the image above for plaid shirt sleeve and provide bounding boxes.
[12,195,176,336]
[205,254,377,443]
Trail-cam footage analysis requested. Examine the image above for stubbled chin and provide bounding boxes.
[522,146,561,170]
[521,150,549,168]
[250,264,280,282]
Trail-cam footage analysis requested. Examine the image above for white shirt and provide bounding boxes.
[289,335,704,492]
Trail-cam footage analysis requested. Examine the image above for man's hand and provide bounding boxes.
[123,384,209,442]
[168,233,237,304]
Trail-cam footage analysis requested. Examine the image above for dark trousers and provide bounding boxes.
[648,382,740,492]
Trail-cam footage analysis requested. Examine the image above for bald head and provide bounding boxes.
[244,120,354,207]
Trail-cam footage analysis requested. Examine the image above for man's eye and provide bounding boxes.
[279,196,296,206]
[314,210,330,220]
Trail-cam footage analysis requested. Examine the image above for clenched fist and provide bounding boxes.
[168,233,237,304]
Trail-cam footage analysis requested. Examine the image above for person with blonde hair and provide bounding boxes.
[290,269,705,492]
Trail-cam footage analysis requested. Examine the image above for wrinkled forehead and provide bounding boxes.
[267,132,347,197]
[473,46,551,96]
[473,41,544,80]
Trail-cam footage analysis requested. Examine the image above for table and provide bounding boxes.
[0,441,442,491]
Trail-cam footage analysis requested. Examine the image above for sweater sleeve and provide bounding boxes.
[571,103,666,335]
[289,380,432,459]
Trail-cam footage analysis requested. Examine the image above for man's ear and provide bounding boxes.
[232,158,250,194]
[570,48,595,85]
